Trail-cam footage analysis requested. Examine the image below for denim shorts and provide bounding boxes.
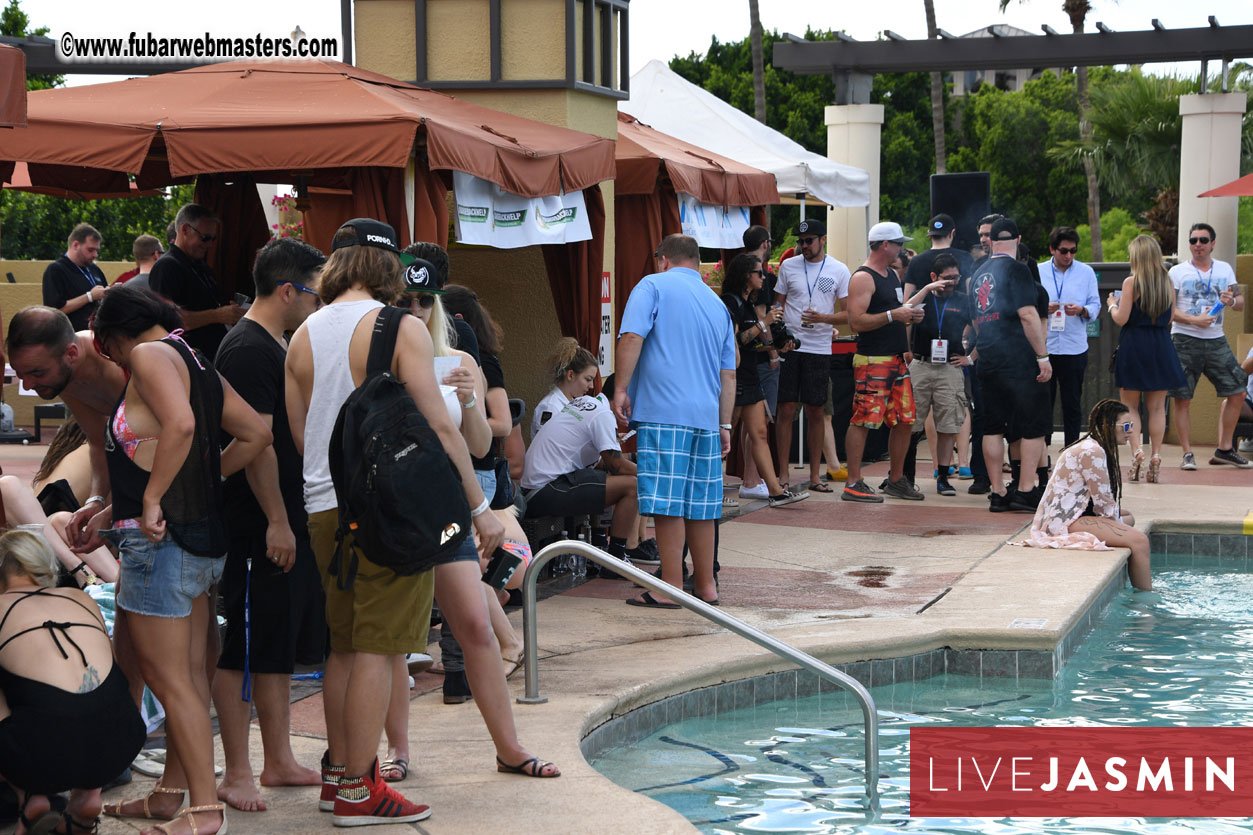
[474,467,497,500]
[109,528,224,618]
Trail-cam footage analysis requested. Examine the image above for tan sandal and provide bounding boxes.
[1128,449,1145,482]
[103,783,185,820]
[1147,454,1162,484]
[150,803,228,835]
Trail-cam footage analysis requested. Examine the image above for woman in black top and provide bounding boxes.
[721,254,807,507]
[0,529,144,835]
[83,286,271,835]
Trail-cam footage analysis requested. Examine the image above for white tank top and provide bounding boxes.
[302,299,383,515]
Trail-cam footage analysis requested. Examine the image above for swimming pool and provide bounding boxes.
[591,556,1253,833]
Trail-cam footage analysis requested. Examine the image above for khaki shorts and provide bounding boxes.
[908,360,968,434]
[307,508,434,656]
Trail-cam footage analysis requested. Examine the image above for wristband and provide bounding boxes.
[886,310,893,325]
[84,291,93,305]
[1036,355,1050,362]
[70,561,89,576]
[84,495,106,507]
[460,393,477,409]
[719,423,733,431]
[470,497,491,517]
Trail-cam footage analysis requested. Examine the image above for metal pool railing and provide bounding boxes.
[516,539,881,806]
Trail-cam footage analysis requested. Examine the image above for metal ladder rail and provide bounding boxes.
[517,539,880,805]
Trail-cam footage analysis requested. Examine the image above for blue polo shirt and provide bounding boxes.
[619,267,737,431]
[1039,258,1100,356]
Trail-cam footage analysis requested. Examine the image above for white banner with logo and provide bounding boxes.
[677,192,752,249]
[453,172,592,249]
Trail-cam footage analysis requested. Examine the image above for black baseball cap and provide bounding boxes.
[989,217,1020,241]
[927,213,955,237]
[796,218,826,237]
[331,218,416,265]
[402,258,444,294]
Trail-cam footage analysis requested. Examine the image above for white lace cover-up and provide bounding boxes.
[1016,438,1121,551]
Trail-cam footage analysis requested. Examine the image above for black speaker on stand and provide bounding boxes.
[930,173,991,256]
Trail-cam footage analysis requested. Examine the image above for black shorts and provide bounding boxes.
[218,529,327,674]
[778,351,832,407]
[735,378,764,407]
[524,468,608,518]
[978,365,1051,442]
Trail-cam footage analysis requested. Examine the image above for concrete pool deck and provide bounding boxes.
[1,439,1248,835]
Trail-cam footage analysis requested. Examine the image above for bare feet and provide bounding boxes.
[258,759,321,787]
[217,775,266,812]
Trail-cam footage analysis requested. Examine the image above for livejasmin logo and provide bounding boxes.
[910,727,1253,817]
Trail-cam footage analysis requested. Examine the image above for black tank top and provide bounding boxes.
[0,588,107,701]
[105,335,227,557]
[855,266,908,356]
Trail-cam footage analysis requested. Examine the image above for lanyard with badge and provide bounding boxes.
[801,259,818,328]
[1048,262,1067,332]
[76,263,99,289]
[929,295,949,363]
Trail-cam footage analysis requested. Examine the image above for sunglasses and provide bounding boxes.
[1189,236,1212,245]
[1055,247,1077,255]
[797,237,817,245]
[281,281,321,306]
[1120,421,1134,434]
[186,226,217,243]
[748,269,762,276]
[408,293,437,309]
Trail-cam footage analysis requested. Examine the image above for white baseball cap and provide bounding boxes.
[868,221,907,244]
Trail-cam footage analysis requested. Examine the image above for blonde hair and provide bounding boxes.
[545,337,596,387]
[1127,235,1173,320]
[0,530,61,589]
[424,296,457,358]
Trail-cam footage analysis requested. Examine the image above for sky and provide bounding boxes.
[30,0,1253,89]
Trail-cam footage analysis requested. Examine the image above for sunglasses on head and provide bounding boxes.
[797,236,817,245]
[1055,246,1077,255]
[280,281,321,306]
[1189,236,1212,245]
[408,293,437,309]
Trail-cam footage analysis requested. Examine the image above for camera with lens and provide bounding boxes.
[768,319,797,351]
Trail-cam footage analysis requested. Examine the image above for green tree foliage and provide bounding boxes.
[1074,207,1140,262]
[875,71,942,231]
[1,185,194,262]
[1,0,63,89]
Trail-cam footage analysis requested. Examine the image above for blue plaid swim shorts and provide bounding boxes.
[635,422,722,521]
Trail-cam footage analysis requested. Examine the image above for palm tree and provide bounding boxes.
[749,0,766,123]
[923,0,946,174]
[1000,0,1100,259]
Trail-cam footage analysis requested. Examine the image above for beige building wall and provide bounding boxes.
[354,0,619,413]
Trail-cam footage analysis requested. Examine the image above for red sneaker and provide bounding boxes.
[332,760,431,827]
[320,750,345,812]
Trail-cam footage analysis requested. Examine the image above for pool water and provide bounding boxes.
[591,558,1253,834]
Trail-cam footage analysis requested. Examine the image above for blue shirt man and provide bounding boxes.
[614,234,736,608]
[1038,226,1099,446]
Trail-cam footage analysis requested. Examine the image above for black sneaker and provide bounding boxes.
[768,487,810,507]
[842,479,884,503]
[988,492,1012,512]
[882,477,925,501]
[936,477,956,496]
[623,544,659,566]
[1210,448,1253,468]
[968,478,991,495]
[1007,489,1041,512]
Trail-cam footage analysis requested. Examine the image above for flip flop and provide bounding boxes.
[625,591,681,609]
[502,650,524,679]
[808,481,834,493]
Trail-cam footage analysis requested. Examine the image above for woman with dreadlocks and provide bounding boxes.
[1018,398,1152,589]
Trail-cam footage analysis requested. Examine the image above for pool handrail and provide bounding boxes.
[518,539,881,807]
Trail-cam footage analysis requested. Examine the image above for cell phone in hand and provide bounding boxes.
[482,547,523,590]
[233,293,252,308]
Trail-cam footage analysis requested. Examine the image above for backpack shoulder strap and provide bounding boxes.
[365,306,403,378]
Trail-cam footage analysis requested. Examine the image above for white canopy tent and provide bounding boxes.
[623,60,870,209]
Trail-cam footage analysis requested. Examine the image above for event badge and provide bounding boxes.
[1049,309,1066,332]
[930,339,948,364]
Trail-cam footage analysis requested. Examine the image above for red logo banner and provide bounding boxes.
[910,727,1253,817]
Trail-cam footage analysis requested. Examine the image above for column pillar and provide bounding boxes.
[1177,93,1246,264]
[824,104,883,268]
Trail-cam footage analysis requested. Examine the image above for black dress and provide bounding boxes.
[1114,300,1187,392]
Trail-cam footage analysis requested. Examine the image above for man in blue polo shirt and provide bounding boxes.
[1039,226,1100,446]
[613,234,737,608]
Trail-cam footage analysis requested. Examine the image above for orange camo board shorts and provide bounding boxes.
[851,354,915,428]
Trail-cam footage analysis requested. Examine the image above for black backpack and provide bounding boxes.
[327,305,472,589]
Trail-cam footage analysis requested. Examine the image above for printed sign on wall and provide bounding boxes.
[453,172,592,249]
[677,192,752,249]
[599,271,613,377]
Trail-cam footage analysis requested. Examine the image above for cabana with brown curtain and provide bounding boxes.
[0,59,614,347]
[613,111,778,330]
